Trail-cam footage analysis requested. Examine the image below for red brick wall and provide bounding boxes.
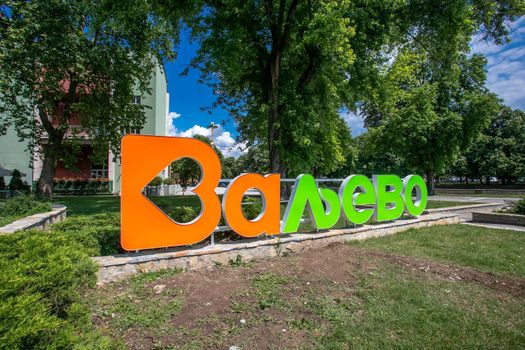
[54,145,93,179]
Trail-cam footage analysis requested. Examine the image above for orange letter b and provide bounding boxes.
[121,135,221,250]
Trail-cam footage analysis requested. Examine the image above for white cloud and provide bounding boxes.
[470,18,525,110]
[167,115,247,157]
[341,110,367,137]
[167,112,181,136]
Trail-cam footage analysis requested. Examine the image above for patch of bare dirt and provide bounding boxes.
[92,242,525,349]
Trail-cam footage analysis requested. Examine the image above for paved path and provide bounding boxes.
[429,195,516,204]
[463,222,525,232]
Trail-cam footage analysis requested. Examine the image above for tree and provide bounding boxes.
[361,50,500,194]
[188,0,389,177]
[0,0,190,198]
[353,131,413,178]
[451,106,525,184]
[170,135,224,187]
[186,0,521,179]
[221,157,237,179]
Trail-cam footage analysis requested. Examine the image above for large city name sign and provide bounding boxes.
[121,135,428,251]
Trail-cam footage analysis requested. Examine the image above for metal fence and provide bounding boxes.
[144,178,364,247]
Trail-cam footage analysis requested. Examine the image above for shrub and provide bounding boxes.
[0,227,113,348]
[163,177,176,185]
[52,214,121,256]
[0,196,51,217]
[508,196,525,215]
[169,206,197,223]
[8,169,29,192]
[53,179,111,195]
[243,201,263,221]
[148,176,163,187]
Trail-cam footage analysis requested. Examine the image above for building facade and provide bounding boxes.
[0,64,169,194]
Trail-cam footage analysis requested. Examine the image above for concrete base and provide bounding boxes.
[94,213,460,285]
[0,204,67,234]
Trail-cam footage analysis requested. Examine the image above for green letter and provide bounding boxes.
[339,175,375,225]
[373,175,405,222]
[281,174,341,233]
[402,175,428,216]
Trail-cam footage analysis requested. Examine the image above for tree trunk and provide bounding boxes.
[425,170,435,196]
[37,151,57,199]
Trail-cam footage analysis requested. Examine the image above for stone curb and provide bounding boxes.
[0,204,67,234]
[94,213,460,284]
[472,211,525,227]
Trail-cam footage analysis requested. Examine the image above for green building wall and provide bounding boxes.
[0,126,33,187]
[110,63,168,193]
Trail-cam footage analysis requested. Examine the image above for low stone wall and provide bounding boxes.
[0,205,67,234]
[94,213,460,285]
[472,212,525,227]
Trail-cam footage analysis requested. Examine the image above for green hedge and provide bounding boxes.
[0,213,124,349]
[0,196,52,227]
[0,228,114,349]
[53,180,110,195]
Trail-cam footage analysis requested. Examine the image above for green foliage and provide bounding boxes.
[0,196,51,227]
[189,0,360,175]
[449,106,525,183]
[508,196,525,215]
[0,196,50,217]
[186,0,521,177]
[169,206,197,224]
[361,49,499,193]
[0,227,112,348]
[148,176,163,187]
[0,0,190,196]
[171,135,223,186]
[221,156,237,179]
[53,179,110,195]
[52,213,121,256]
[163,177,176,185]
[242,199,262,221]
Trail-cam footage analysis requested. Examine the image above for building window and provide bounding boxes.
[91,168,108,179]
[124,126,141,135]
[132,96,141,105]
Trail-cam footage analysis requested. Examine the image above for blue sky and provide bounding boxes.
[166,18,525,157]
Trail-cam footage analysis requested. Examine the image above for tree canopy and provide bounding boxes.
[0,0,191,197]
[185,0,522,180]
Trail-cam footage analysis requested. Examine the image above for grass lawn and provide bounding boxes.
[53,195,204,216]
[349,224,525,278]
[53,194,477,216]
[426,200,482,209]
[88,224,525,349]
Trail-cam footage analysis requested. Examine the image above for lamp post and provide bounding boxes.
[208,122,218,145]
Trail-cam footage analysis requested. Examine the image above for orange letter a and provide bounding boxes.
[222,173,280,237]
